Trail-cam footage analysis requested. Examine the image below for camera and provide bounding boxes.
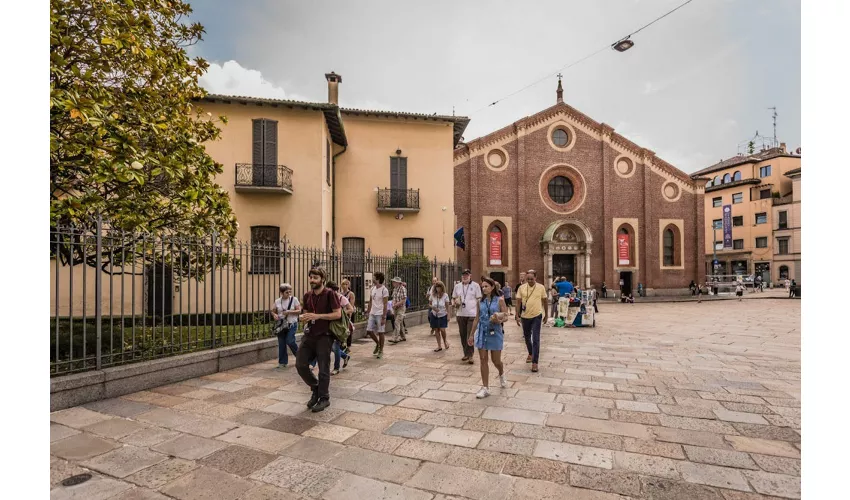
[488,328,495,336]
[462,302,466,308]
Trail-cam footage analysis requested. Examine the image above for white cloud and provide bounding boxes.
[200,60,299,100]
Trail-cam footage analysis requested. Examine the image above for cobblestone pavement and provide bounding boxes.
[50,299,801,500]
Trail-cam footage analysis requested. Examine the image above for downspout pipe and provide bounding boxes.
[331,144,348,245]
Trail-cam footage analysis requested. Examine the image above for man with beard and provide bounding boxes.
[296,267,341,413]
[515,269,548,373]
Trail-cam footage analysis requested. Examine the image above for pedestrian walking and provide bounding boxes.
[468,277,508,398]
[515,269,548,373]
[389,277,408,344]
[601,281,607,298]
[789,279,796,298]
[340,279,356,352]
[295,268,341,413]
[736,281,744,301]
[427,276,438,336]
[429,280,451,351]
[365,272,389,359]
[501,281,513,315]
[326,281,353,375]
[271,283,301,368]
[452,269,482,365]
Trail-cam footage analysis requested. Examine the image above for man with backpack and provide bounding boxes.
[295,267,341,413]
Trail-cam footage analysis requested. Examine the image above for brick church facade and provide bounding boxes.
[453,80,705,295]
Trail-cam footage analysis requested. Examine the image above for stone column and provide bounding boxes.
[585,250,591,288]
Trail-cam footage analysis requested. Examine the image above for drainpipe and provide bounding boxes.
[331,144,348,245]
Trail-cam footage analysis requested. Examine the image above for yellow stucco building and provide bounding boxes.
[198,72,469,261]
[690,145,801,284]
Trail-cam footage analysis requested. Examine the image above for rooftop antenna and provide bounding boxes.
[768,106,778,147]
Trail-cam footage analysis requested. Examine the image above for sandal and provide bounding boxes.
[434,347,443,352]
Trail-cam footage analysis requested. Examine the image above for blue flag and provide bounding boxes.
[454,227,465,250]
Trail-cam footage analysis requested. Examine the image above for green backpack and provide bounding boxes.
[329,308,352,345]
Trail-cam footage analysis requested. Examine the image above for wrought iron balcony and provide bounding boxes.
[377,188,420,212]
[235,163,293,194]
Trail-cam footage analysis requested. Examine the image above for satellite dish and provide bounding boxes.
[795,147,801,155]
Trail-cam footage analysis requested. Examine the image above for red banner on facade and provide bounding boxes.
[489,230,502,265]
[617,234,630,266]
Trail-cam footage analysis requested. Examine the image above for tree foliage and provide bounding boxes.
[50,0,236,243]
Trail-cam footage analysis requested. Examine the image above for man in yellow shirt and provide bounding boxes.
[515,269,548,372]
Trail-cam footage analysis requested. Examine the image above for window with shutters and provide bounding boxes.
[252,119,278,187]
[342,237,365,274]
[778,238,789,255]
[250,226,280,274]
[390,157,408,207]
[326,140,331,186]
[402,238,424,256]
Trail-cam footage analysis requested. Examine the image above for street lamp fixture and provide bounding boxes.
[612,38,634,52]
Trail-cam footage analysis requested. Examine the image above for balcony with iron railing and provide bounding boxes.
[377,188,420,212]
[235,163,293,194]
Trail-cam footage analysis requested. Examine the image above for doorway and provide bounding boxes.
[489,272,506,288]
[552,254,576,283]
[147,264,173,318]
[619,271,632,296]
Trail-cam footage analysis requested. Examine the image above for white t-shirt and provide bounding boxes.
[430,293,450,317]
[369,285,389,316]
[452,281,482,317]
[274,296,301,324]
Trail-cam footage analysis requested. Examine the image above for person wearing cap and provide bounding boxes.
[452,269,482,364]
[271,283,301,368]
[389,277,408,344]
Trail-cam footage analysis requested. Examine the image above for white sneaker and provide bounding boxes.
[476,387,490,399]
[499,374,508,388]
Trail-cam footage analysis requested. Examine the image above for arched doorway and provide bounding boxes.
[540,220,593,288]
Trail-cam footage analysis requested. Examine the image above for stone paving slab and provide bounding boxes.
[48,300,800,500]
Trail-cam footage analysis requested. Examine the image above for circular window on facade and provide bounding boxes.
[552,128,569,147]
[547,176,574,204]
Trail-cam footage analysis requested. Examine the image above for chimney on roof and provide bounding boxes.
[325,72,342,105]
[556,74,564,104]
[780,142,786,153]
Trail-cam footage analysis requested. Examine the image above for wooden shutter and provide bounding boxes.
[263,120,278,186]
[252,119,263,165]
[398,157,408,191]
[390,157,400,189]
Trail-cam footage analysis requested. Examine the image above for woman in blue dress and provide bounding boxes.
[467,277,509,399]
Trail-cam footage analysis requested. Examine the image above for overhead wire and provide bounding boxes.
[463,0,698,117]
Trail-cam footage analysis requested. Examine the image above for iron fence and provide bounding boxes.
[50,218,462,376]
[235,163,293,191]
[377,188,420,210]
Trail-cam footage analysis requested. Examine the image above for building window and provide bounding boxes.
[733,216,743,227]
[759,165,772,178]
[755,212,767,224]
[733,239,744,250]
[723,173,731,184]
[778,238,789,255]
[714,176,720,186]
[732,192,743,204]
[733,171,742,181]
[552,128,569,147]
[251,118,278,186]
[712,197,722,207]
[778,210,788,229]
[779,265,789,280]
[731,260,748,275]
[705,180,712,188]
[662,228,679,266]
[759,188,771,200]
[487,223,505,266]
[712,219,722,230]
[755,237,768,248]
[250,226,280,274]
[547,176,574,204]
[390,156,408,207]
[342,237,365,274]
[402,238,424,256]
[326,140,331,186]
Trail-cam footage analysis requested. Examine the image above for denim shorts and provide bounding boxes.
[366,314,385,333]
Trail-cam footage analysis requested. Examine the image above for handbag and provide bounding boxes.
[271,297,294,335]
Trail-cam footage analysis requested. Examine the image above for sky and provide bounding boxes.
[188,0,801,174]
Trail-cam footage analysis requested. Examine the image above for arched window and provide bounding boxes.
[723,173,731,184]
[661,224,682,267]
[714,175,721,186]
[706,180,712,188]
[487,222,507,267]
[733,171,742,181]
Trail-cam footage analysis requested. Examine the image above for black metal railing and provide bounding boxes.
[50,219,462,376]
[235,163,293,191]
[377,188,420,210]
